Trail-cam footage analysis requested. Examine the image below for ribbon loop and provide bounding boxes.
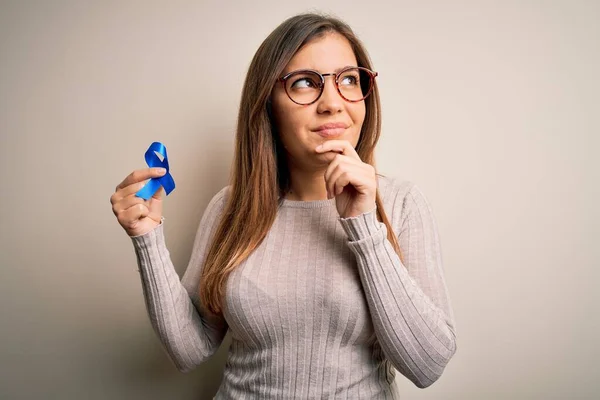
[135,141,176,200]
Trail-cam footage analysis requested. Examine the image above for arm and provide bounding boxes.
[338,183,458,388]
[129,187,230,373]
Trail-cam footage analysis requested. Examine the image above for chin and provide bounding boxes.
[316,151,341,163]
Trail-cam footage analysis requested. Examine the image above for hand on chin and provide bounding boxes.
[314,140,377,218]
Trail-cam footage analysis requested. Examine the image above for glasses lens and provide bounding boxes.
[338,68,373,101]
[285,71,322,104]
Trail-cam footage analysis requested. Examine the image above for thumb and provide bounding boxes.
[148,186,164,218]
[152,185,165,200]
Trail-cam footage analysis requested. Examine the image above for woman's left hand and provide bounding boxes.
[316,140,377,218]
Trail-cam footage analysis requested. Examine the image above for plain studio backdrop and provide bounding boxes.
[0,1,597,399]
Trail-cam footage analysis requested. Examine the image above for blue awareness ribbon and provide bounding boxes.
[135,141,176,200]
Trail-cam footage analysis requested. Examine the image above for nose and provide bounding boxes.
[316,75,343,114]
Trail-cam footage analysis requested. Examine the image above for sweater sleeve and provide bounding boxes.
[129,186,230,373]
[337,183,458,388]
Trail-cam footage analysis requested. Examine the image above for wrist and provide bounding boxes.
[338,207,380,241]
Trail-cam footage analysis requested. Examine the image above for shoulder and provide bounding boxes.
[377,174,414,201]
[376,174,432,229]
[201,185,232,220]
[376,173,415,210]
[194,185,232,237]
[211,185,231,205]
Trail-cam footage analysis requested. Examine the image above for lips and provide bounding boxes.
[313,122,348,138]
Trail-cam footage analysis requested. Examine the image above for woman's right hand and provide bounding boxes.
[110,167,167,237]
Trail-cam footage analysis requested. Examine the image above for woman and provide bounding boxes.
[110,13,458,399]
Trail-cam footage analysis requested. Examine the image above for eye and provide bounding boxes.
[291,76,319,89]
[340,73,359,86]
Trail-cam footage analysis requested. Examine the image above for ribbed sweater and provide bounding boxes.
[130,175,458,399]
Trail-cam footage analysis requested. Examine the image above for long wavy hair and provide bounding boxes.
[199,13,404,316]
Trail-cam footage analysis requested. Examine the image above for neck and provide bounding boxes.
[285,164,328,201]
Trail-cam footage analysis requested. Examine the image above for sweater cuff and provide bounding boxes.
[338,207,382,241]
[129,217,165,249]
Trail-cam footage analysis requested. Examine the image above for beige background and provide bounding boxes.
[1,0,598,399]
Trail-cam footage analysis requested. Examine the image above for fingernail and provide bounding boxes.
[157,168,166,174]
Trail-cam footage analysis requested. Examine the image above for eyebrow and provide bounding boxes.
[281,65,358,76]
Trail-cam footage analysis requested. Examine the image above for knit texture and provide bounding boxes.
[130,175,458,399]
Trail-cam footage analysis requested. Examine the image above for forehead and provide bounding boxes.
[283,32,358,74]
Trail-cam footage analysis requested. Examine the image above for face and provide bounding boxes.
[270,32,366,170]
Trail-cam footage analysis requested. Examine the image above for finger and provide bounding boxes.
[117,202,150,229]
[147,186,164,215]
[152,185,164,200]
[324,154,344,197]
[328,163,364,197]
[315,140,361,161]
[115,167,166,191]
[112,192,146,216]
[112,169,166,205]
[111,180,150,204]
[323,154,362,194]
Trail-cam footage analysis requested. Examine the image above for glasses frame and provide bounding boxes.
[277,66,378,105]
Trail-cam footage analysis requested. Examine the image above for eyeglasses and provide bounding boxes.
[277,66,378,105]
